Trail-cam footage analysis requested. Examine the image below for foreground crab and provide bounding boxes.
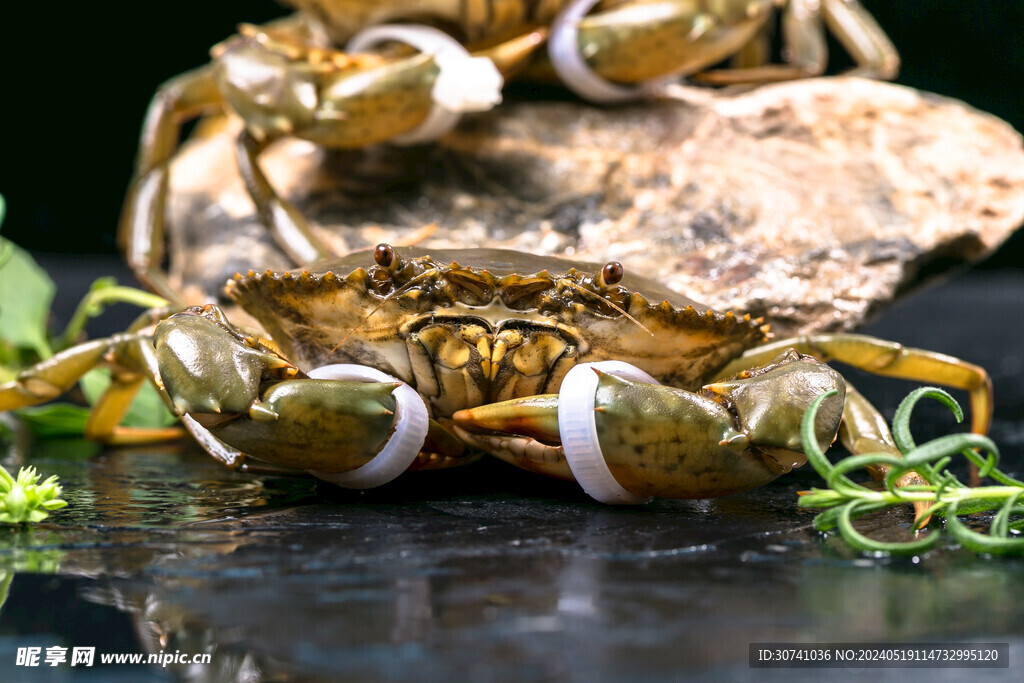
[121,0,899,302]
[0,248,990,503]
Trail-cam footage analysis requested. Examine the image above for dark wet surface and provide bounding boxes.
[2,260,1024,681]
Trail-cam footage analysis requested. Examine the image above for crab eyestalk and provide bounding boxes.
[454,352,846,500]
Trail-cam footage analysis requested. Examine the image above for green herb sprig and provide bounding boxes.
[0,464,67,524]
[799,387,1024,555]
[0,193,172,438]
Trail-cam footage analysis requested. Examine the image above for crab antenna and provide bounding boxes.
[320,267,443,363]
[562,279,653,337]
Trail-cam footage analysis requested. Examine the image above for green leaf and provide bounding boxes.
[836,499,941,555]
[13,404,91,438]
[946,499,1024,556]
[891,387,963,453]
[0,236,55,360]
[80,368,176,428]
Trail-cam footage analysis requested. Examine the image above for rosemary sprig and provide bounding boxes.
[798,387,1024,556]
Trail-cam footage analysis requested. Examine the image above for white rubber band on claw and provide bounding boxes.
[548,0,668,103]
[558,361,659,504]
[308,363,429,489]
[346,24,504,144]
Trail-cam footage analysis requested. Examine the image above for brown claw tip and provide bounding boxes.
[702,382,728,397]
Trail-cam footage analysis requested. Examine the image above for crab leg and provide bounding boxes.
[454,352,847,501]
[235,130,334,265]
[0,334,184,444]
[118,66,224,304]
[712,333,992,436]
[694,0,898,85]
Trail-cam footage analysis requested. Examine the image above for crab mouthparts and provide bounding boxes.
[405,318,585,415]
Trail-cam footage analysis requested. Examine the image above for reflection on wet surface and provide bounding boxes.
[1,273,1024,680]
[1,440,1022,681]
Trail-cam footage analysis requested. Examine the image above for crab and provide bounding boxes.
[0,247,990,503]
[120,0,899,303]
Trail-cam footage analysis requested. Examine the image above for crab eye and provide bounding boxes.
[601,261,624,286]
[374,243,395,268]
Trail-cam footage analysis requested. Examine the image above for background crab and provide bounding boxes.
[117,0,899,302]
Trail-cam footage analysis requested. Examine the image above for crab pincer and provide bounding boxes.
[154,308,455,486]
[453,352,846,503]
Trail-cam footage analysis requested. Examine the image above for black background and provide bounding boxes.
[0,0,1021,266]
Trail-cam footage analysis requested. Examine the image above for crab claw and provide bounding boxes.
[154,306,299,416]
[455,352,846,501]
[701,350,847,465]
[203,378,407,474]
[156,314,455,487]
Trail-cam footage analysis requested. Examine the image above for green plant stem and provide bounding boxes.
[800,485,1024,511]
[57,285,168,349]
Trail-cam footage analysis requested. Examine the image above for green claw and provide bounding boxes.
[594,353,845,498]
[453,352,846,500]
[154,307,297,416]
[208,379,399,472]
[703,351,847,456]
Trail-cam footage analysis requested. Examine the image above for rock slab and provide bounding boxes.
[168,77,1024,336]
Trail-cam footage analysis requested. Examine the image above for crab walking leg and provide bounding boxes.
[821,0,900,79]
[83,370,183,445]
[695,0,898,85]
[712,334,993,436]
[0,334,184,444]
[0,339,112,412]
[235,130,334,265]
[118,66,224,304]
[454,353,846,501]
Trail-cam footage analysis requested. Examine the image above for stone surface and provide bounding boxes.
[167,77,1024,337]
